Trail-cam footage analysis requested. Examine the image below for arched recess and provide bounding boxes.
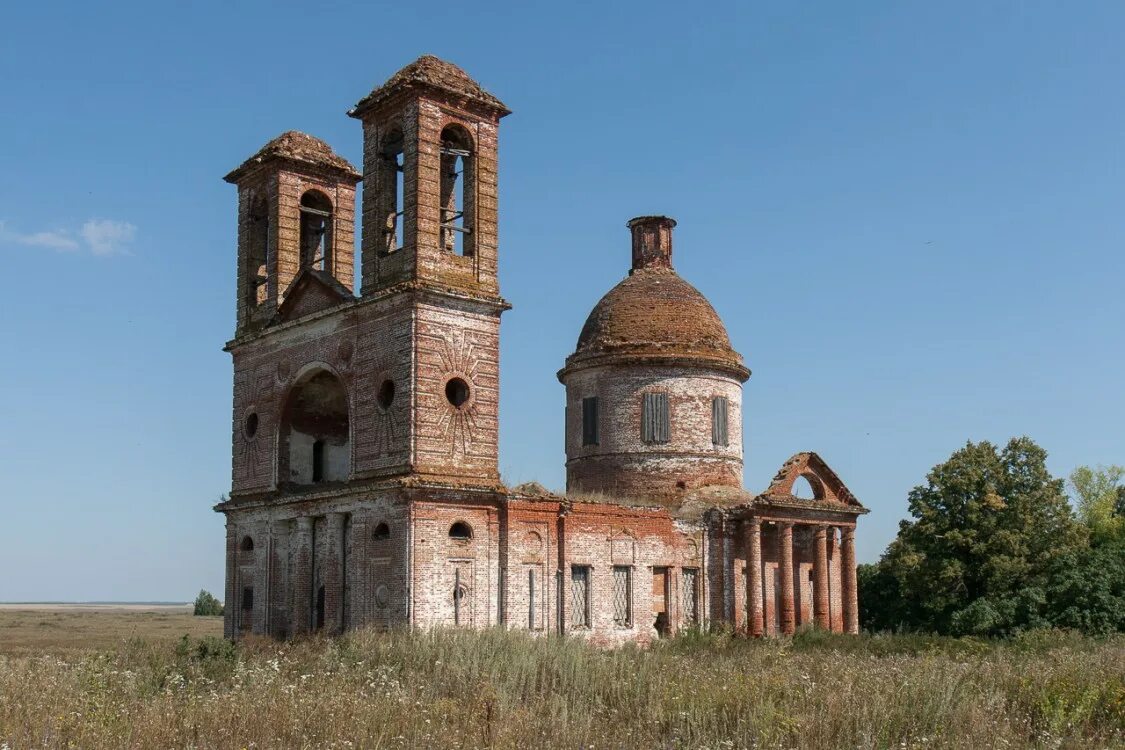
[278,366,350,485]
[246,194,270,306]
[439,124,475,257]
[378,126,405,254]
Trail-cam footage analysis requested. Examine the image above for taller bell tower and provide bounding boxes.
[349,54,508,299]
[350,56,512,485]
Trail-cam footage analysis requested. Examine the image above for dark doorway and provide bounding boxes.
[312,439,325,483]
[315,585,326,631]
[652,567,670,636]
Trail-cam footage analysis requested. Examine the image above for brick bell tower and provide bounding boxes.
[349,56,512,485]
[224,131,361,335]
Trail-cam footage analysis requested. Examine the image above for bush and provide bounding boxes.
[192,589,223,617]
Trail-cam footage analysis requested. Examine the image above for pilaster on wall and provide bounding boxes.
[224,524,238,639]
[325,513,347,635]
[293,516,314,635]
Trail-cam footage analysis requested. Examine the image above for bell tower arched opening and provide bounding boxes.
[279,369,350,485]
[299,190,334,272]
[439,124,475,257]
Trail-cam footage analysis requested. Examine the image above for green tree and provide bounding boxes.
[1069,464,1125,543]
[864,437,1083,636]
[1041,539,1125,635]
[193,589,224,617]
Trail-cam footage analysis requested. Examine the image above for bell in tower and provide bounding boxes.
[348,55,510,300]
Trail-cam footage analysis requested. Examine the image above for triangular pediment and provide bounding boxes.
[760,452,865,509]
[276,268,354,322]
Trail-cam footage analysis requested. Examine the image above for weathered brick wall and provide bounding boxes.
[230,289,502,493]
[223,489,413,639]
[231,315,355,494]
[233,168,357,336]
[563,365,743,498]
[411,496,501,627]
[357,98,501,298]
[412,299,502,483]
[359,98,420,293]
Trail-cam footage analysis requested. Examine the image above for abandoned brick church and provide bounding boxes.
[216,55,868,644]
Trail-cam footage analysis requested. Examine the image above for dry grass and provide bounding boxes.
[0,612,1122,749]
[0,607,222,656]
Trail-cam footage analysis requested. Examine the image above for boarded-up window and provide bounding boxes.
[582,396,599,446]
[612,566,631,627]
[682,568,699,625]
[641,392,670,444]
[712,396,729,447]
[571,566,590,628]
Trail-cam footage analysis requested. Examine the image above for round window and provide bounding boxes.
[377,379,395,410]
[445,377,470,408]
[244,412,259,439]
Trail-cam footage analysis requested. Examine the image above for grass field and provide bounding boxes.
[0,608,1122,749]
[0,606,222,656]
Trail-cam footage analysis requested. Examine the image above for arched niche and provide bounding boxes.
[279,367,350,485]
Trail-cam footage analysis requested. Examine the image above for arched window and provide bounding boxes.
[246,195,269,307]
[792,475,817,499]
[279,369,350,485]
[240,536,254,552]
[449,521,473,540]
[439,125,474,257]
[372,522,390,540]
[299,190,333,272]
[378,127,404,254]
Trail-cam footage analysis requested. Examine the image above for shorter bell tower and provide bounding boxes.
[224,131,361,335]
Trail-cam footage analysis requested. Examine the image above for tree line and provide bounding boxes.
[859,437,1124,636]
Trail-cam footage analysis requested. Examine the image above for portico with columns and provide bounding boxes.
[734,452,867,636]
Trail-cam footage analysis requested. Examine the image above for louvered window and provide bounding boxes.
[582,396,599,446]
[712,396,729,447]
[612,566,632,627]
[571,566,590,628]
[641,392,670,444]
[682,569,699,625]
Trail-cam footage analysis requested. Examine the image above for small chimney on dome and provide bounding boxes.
[628,215,676,272]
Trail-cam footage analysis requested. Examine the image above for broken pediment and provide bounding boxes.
[760,452,865,510]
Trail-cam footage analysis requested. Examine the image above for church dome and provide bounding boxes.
[562,217,749,381]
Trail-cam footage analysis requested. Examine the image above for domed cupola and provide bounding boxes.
[559,217,750,502]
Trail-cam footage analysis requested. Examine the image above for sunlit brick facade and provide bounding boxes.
[216,56,867,644]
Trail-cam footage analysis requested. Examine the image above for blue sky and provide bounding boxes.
[1,1,1122,601]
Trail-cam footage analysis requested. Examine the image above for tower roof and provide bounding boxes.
[224,131,360,184]
[349,55,510,119]
[561,217,749,380]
